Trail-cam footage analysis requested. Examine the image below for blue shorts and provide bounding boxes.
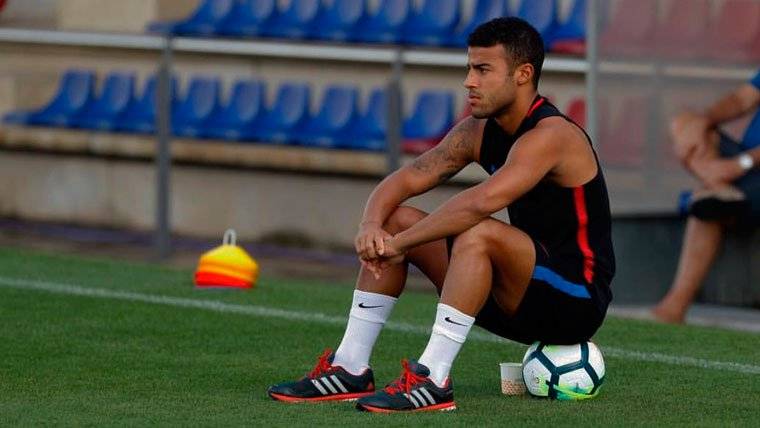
[718,132,760,226]
[445,237,608,345]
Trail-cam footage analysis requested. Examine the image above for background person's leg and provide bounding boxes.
[652,216,725,323]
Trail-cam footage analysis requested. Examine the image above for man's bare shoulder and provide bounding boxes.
[447,115,486,151]
[526,116,589,149]
[411,116,485,172]
[523,116,597,185]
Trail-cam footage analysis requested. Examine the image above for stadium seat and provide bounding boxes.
[202,79,266,141]
[565,97,586,128]
[598,0,657,58]
[172,76,222,138]
[741,112,760,150]
[654,0,709,60]
[148,0,235,36]
[309,0,367,42]
[344,87,387,151]
[72,72,136,131]
[115,76,178,134]
[516,0,558,49]
[351,0,410,44]
[447,0,506,48]
[550,0,586,55]
[262,0,322,40]
[402,90,454,154]
[401,0,460,47]
[598,96,646,168]
[216,0,277,37]
[704,0,760,63]
[296,85,359,148]
[253,82,311,144]
[5,70,97,127]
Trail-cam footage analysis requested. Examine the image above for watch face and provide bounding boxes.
[739,154,754,170]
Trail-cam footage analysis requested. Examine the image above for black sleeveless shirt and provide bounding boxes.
[478,96,615,308]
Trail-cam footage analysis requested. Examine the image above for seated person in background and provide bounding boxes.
[652,71,760,323]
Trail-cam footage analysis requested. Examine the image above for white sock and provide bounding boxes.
[333,290,397,375]
[418,303,475,387]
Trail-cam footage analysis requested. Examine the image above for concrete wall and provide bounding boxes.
[2,151,758,307]
[0,151,464,247]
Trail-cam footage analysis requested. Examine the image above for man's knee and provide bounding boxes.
[384,206,425,234]
[451,221,493,255]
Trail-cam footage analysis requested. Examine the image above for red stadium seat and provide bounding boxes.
[704,0,760,63]
[598,96,646,168]
[565,97,586,128]
[598,0,657,58]
[655,0,709,60]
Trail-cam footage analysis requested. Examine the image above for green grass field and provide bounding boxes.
[1,246,759,426]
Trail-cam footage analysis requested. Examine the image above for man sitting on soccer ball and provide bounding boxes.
[268,17,615,412]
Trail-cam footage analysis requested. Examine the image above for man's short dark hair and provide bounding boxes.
[467,17,545,88]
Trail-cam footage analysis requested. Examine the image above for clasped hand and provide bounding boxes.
[354,222,406,279]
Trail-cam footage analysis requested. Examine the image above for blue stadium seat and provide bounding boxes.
[549,0,586,51]
[447,0,506,47]
[148,0,235,36]
[516,0,558,48]
[262,0,321,40]
[742,112,760,150]
[217,0,277,37]
[253,82,311,144]
[351,0,410,44]
[296,85,359,148]
[115,76,178,134]
[5,70,97,127]
[72,72,136,131]
[403,90,454,140]
[202,79,266,141]
[172,76,222,138]
[310,0,367,42]
[344,88,387,151]
[402,0,460,46]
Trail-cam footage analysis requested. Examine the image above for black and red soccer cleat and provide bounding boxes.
[356,359,456,413]
[267,349,375,403]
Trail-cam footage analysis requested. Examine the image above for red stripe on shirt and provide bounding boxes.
[573,186,595,284]
[526,97,545,117]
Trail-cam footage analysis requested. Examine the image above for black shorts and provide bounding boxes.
[446,237,607,345]
[718,132,760,227]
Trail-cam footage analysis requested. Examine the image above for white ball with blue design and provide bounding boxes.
[521,341,605,400]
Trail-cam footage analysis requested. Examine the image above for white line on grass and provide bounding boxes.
[1,276,759,375]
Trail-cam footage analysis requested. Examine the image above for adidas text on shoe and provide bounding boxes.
[356,359,456,413]
[267,349,375,403]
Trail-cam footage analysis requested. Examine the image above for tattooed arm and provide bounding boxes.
[355,117,483,261]
[360,117,482,225]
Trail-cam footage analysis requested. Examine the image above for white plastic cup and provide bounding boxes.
[499,362,526,396]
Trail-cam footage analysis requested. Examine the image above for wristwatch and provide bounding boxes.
[738,153,754,171]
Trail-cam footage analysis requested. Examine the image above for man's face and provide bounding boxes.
[464,45,517,119]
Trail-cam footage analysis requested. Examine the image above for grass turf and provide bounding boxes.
[0,246,759,426]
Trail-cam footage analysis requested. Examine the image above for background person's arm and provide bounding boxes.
[672,84,760,162]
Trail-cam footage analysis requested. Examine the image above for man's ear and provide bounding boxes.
[515,63,534,86]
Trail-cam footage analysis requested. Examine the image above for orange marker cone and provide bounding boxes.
[195,229,259,289]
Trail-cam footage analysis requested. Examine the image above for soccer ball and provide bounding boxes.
[522,341,605,400]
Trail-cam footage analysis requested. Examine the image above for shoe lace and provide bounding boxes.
[384,359,426,395]
[307,349,334,378]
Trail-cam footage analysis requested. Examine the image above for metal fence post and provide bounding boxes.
[155,36,173,260]
[386,48,404,173]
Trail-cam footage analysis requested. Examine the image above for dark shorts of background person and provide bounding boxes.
[717,131,760,226]
[445,236,608,345]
